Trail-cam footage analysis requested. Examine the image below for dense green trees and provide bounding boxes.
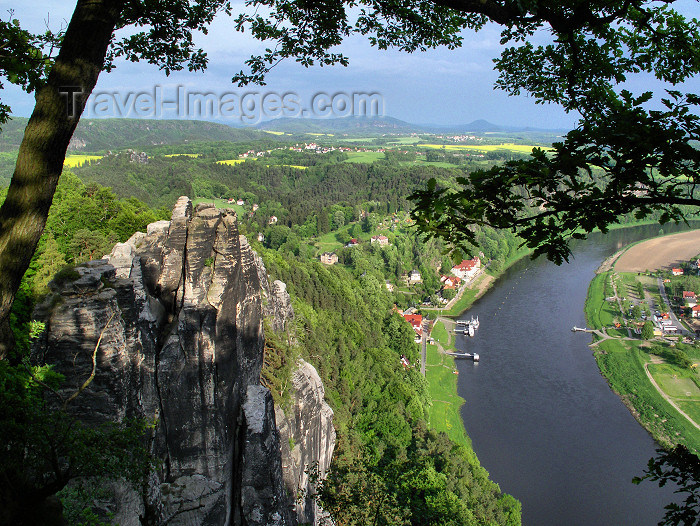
[0,178,166,524]
[71,153,449,226]
[3,0,700,356]
[262,248,521,525]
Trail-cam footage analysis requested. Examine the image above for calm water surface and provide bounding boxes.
[456,225,690,526]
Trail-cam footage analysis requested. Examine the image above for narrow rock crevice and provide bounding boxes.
[32,197,333,526]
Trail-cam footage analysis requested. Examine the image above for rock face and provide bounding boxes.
[32,197,332,525]
[276,361,336,526]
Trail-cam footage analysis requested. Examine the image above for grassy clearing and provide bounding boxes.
[648,363,700,399]
[425,342,469,447]
[677,401,700,424]
[595,339,700,452]
[638,274,660,294]
[314,226,352,253]
[63,154,102,167]
[431,321,449,347]
[585,272,620,329]
[387,137,422,145]
[343,151,385,163]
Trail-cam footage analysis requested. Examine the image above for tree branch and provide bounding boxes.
[63,310,116,410]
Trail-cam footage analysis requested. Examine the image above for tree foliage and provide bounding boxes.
[0,0,698,351]
[0,179,166,523]
[262,248,521,524]
[634,445,700,526]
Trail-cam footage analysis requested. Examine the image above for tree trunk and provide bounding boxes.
[0,0,120,359]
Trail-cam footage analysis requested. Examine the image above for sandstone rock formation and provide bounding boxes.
[277,361,336,525]
[32,197,334,526]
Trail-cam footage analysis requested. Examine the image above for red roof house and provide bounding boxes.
[402,313,423,338]
[440,275,462,289]
[451,257,481,279]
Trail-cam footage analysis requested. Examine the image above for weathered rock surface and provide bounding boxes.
[32,197,334,525]
[277,361,336,526]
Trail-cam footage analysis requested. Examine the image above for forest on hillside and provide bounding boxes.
[0,141,523,524]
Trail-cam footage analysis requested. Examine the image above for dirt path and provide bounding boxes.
[643,362,700,432]
[615,229,700,272]
[596,249,625,274]
[475,273,494,296]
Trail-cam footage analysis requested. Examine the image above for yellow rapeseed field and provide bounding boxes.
[422,143,550,153]
[63,154,102,167]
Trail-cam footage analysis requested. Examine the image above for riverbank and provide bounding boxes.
[424,247,533,445]
[425,320,471,446]
[426,247,532,318]
[586,269,700,453]
[406,239,560,518]
[426,225,700,456]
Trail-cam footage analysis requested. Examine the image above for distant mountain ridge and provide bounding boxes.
[0,117,273,152]
[256,115,425,134]
[257,115,567,135]
[0,115,565,154]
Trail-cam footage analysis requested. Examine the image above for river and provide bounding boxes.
[456,224,692,526]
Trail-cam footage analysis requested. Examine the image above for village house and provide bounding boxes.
[268,215,278,225]
[371,235,390,246]
[252,203,259,212]
[451,257,481,280]
[347,238,359,247]
[672,267,684,276]
[385,281,395,292]
[440,275,462,289]
[402,313,423,341]
[692,305,700,318]
[320,252,338,265]
[408,270,422,284]
[684,291,697,307]
[236,199,244,206]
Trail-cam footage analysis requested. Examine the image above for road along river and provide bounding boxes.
[456,224,694,526]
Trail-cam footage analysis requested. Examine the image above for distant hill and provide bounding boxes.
[257,115,566,136]
[257,115,425,135]
[0,115,565,155]
[414,119,566,134]
[0,117,273,152]
[0,118,29,151]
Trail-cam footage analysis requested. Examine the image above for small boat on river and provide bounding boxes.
[456,315,480,337]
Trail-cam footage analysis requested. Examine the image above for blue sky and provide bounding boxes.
[4,2,699,129]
